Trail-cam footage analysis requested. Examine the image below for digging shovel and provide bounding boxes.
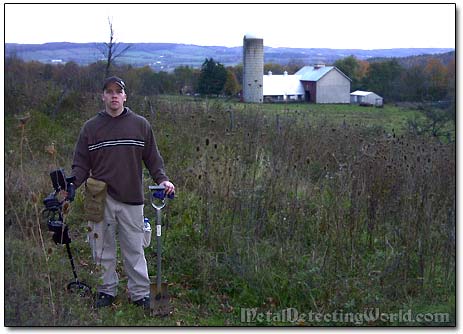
[149,185,174,316]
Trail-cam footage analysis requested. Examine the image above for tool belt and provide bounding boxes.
[84,177,107,223]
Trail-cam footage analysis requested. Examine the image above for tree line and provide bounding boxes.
[334,54,455,104]
[5,52,455,112]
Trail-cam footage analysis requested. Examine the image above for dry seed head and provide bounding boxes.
[15,112,31,126]
[63,202,70,214]
[45,142,57,156]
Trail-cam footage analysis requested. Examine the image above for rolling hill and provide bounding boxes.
[5,42,454,71]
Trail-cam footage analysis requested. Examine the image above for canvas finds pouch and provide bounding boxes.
[84,177,107,223]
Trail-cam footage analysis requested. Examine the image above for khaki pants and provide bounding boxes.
[87,194,150,301]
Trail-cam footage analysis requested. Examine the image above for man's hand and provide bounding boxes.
[159,180,175,195]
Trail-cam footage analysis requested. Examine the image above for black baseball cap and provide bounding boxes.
[103,76,126,91]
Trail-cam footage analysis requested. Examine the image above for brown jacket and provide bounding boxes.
[72,107,169,205]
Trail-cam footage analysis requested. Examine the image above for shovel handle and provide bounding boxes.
[156,208,162,291]
[149,185,174,210]
[149,185,165,191]
[149,185,175,199]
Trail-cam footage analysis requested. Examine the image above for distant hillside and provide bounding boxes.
[368,51,455,68]
[5,42,454,71]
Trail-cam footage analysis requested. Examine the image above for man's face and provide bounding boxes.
[102,82,127,114]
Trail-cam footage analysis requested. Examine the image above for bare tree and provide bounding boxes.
[98,17,132,78]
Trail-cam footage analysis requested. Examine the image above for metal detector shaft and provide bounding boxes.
[65,242,91,294]
[65,243,79,280]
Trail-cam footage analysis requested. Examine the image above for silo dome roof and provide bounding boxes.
[244,33,263,39]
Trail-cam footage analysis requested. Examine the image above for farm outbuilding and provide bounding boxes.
[350,90,384,107]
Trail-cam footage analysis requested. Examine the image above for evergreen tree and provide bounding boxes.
[197,58,227,96]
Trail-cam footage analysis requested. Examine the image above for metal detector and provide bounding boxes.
[43,169,91,295]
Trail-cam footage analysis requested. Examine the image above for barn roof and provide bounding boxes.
[263,73,305,96]
[295,65,352,82]
[351,90,372,96]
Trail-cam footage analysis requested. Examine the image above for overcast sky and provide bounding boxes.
[4,3,456,49]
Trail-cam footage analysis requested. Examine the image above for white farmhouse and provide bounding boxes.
[263,64,351,104]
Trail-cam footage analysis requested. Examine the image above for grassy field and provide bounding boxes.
[245,102,419,131]
[4,96,455,327]
[159,95,443,134]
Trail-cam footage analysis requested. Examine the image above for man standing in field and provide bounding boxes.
[70,76,175,309]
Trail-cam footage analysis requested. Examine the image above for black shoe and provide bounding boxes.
[96,292,115,308]
[133,296,150,309]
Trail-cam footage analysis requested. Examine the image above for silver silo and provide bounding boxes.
[242,34,264,103]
